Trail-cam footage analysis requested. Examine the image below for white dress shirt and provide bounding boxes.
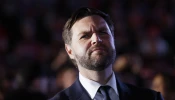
[79,72,119,99]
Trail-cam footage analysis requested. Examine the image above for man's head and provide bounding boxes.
[63,7,116,71]
[62,7,114,45]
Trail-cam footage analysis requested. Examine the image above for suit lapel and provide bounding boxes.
[67,74,133,100]
[116,75,132,100]
[68,78,91,100]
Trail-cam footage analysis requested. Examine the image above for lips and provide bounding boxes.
[92,47,105,52]
[90,47,107,54]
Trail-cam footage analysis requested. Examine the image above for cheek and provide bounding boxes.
[111,41,115,48]
[106,37,115,49]
[73,43,89,56]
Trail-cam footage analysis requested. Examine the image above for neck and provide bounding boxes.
[79,65,113,85]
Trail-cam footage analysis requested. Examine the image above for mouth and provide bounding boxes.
[91,47,107,54]
[93,48,105,51]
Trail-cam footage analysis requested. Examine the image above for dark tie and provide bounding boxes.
[94,86,119,100]
[98,86,111,100]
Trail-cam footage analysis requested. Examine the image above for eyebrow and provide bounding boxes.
[98,27,108,31]
[77,31,90,37]
[77,23,109,36]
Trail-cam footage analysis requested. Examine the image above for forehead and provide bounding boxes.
[71,15,109,33]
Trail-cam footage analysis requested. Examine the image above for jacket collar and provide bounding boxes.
[68,74,132,100]
[68,78,91,100]
[115,74,132,100]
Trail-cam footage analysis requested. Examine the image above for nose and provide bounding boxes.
[91,33,102,45]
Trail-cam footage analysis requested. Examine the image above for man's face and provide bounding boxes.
[65,15,116,71]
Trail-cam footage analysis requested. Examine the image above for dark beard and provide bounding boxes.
[75,46,116,71]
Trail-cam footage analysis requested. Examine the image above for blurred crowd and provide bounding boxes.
[0,0,175,100]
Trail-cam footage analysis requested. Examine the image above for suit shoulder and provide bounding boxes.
[49,88,70,100]
[125,83,157,94]
[126,83,154,92]
[125,83,164,100]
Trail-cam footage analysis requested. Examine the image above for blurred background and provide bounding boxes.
[0,0,175,100]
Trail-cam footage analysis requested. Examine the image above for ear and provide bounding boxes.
[65,44,74,59]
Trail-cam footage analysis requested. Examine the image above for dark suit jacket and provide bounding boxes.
[49,76,164,100]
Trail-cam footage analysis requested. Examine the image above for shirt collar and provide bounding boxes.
[79,72,119,99]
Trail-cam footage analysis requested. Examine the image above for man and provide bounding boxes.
[50,7,164,100]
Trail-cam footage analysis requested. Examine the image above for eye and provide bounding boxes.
[80,34,89,39]
[99,31,108,35]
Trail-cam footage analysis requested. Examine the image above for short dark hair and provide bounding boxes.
[62,7,114,45]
